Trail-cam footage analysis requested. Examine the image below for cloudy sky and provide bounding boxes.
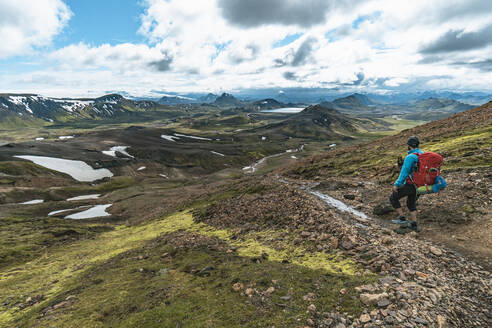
[0,0,491,97]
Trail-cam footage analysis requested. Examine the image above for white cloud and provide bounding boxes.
[0,0,71,58]
[1,0,492,96]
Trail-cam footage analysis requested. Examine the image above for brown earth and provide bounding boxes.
[195,176,492,327]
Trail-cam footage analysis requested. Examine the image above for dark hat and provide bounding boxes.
[407,136,420,147]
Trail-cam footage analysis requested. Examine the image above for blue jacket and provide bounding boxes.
[394,148,424,187]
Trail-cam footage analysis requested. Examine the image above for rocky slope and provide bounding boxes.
[196,177,492,327]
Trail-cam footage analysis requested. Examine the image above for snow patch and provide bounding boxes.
[137,166,146,171]
[48,206,91,217]
[211,151,225,157]
[14,155,113,182]
[65,204,112,219]
[59,136,74,140]
[67,194,101,201]
[309,190,369,220]
[9,96,32,113]
[161,135,180,142]
[159,174,169,179]
[20,199,44,205]
[35,137,45,141]
[174,133,212,141]
[102,146,134,158]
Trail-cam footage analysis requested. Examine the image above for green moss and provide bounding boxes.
[461,204,475,213]
[0,161,64,177]
[2,211,375,327]
[292,125,492,180]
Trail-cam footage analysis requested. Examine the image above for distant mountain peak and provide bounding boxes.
[214,93,241,106]
[95,94,125,103]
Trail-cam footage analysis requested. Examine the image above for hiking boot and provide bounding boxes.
[408,221,420,232]
[392,216,408,225]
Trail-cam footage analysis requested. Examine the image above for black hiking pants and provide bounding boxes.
[389,184,417,212]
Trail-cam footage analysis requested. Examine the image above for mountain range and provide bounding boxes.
[0,91,480,129]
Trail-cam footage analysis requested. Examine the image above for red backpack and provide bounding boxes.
[406,152,443,187]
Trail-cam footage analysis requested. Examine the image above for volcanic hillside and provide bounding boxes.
[253,104,384,141]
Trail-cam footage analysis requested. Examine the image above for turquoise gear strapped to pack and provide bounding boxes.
[416,175,448,195]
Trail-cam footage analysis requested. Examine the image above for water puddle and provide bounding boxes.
[67,194,101,201]
[14,155,113,182]
[261,107,304,114]
[65,204,112,219]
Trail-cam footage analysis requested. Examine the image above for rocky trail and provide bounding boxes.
[197,172,492,327]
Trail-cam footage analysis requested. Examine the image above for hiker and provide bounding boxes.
[390,136,423,232]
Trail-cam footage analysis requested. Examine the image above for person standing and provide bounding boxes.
[390,136,423,232]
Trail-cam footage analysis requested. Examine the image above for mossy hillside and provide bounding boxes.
[2,211,375,327]
[0,114,48,130]
[0,216,113,269]
[290,125,492,180]
[0,161,67,177]
[3,176,135,204]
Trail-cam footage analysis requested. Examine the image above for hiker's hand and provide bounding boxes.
[392,186,398,193]
[397,156,403,168]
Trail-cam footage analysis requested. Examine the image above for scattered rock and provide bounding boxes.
[373,204,393,216]
[331,237,339,249]
[303,293,316,302]
[429,246,443,256]
[343,194,355,200]
[245,288,255,297]
[381,236,393,245]
[359,313,371,323]
[232,283,244,292]
[414,317,429,325]
[53,301,70,310]
[307,304,316,313]
[265,287,275,295]
[437,315,446,328]
[360,293,388,305]
[377,298,390,308]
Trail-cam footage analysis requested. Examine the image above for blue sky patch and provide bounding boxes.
[273,33,303,48]
[55,0,146,47]
[352,11,382,29]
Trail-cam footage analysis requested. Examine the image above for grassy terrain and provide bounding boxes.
[288,104,492,180]
[3,101,479,327]
[379,116,428,132]
[1,210,375,328]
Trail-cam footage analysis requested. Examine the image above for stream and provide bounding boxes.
[244,147,373,228]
